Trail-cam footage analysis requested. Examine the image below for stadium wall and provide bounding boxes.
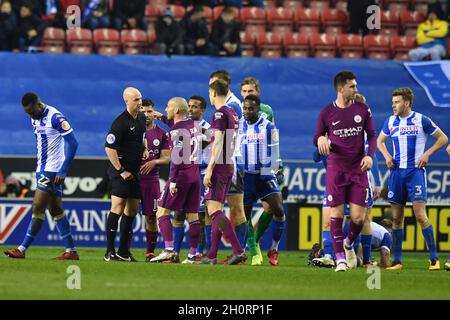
[0,52,449,162]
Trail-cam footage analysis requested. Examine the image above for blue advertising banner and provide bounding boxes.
[283,160,450,205]
[404,61,450,108]
[0,199,286,251]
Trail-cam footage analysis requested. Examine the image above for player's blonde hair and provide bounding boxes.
[392,87,414,105]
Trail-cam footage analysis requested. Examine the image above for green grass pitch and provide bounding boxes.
[0,246,449,300]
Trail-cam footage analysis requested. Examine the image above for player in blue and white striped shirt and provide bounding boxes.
[377,87,448,271]
[4,93,79,260]
[238,95,285,266]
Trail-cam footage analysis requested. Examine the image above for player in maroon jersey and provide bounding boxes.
[197,79,246,265]
[139,98,170,261]
[149,97,202,263]
[313,71,377,272]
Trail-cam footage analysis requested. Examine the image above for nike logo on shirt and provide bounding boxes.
[130,127,135,131]
[332,121,341,126]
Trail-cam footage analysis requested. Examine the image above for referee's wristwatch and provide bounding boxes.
[117,167,125,174]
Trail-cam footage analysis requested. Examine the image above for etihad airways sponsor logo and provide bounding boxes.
[333,126,363,137]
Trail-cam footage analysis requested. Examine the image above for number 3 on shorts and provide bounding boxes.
[415,185,422,196]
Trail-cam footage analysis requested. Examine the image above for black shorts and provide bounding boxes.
[108,167,141,200]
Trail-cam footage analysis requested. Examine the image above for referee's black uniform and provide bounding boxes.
[105,110,146,199]
[104,109,146,261]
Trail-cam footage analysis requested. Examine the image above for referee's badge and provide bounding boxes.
[153,139,160,146]
[106,134,115,144]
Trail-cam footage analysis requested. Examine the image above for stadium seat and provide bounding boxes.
[337,34,363,58]
[310,33,337,58]
[309,1,330,11]
[391,35,416,60]
[144,6,161,26]
[412,0,429,16]
[121,29,148,54]
[295,8,321,36]
[213,6,240,21]
[66,28,93,54]
[267,7,294,38]
[386,0,410,14]
[380,10,400,36]
[240,31,256,57]
[321,8,347,36]
[93,28,121,55]
[148,0,168,8]
[240,7,267,37]
[284,32,310,58]
[400,10,425,37]
[364,34,391,59]
[257,32,283,58]
[334,1,347,12]
[282,0,304,9]
[42,27,65,54]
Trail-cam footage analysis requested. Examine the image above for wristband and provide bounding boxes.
[117,167,125,174]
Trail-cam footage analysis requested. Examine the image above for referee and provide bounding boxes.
[104,87,147,262]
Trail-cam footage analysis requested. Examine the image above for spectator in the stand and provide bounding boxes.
[213,0,264,8]
[408,4,448,61]
[154,7,184,55]
[211,6,241,56]
[182,0,215,7]
[113,0,147,31]
[81,0,111,30]
[0,175,31,198]
[181,5,214,55]
[17,0,46,52]
[37,0,65,29]
[347,0,376,35]
[0,1,19,52]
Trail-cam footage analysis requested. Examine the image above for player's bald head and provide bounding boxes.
[123,87,141,102]
[169,97,188,114]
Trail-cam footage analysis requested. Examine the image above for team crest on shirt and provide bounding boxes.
[61,121,71,131]
[106,134,115,144]
[354,115,362,123]
[153,139,160,146]
[214,112,223,120]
